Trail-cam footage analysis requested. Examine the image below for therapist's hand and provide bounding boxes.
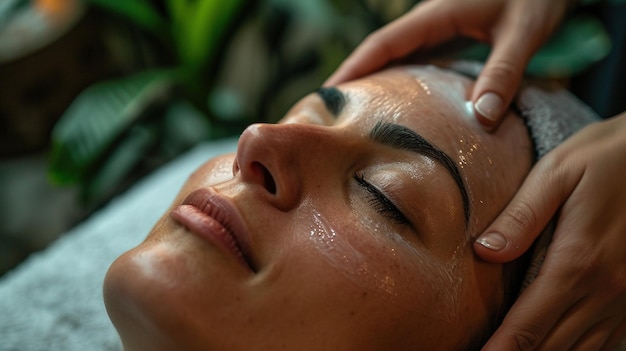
[474,112,626,351]
[324,0,571,127]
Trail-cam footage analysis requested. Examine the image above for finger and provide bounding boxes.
[566,319,621,351]
[471,3,543,127]
[481,272,579,351]
[474,155,578,263]
[541,304,616,351]
[472,0,567,129]
[324,1,456,86]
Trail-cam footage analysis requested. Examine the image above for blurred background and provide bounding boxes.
[1,0,624,276]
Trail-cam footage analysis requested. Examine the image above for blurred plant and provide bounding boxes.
[48,0,612,207]
[48,0,251,204]
[47,0,395,206]
[455,13,611,78]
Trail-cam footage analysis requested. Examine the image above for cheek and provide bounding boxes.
[186,155,235,190]
[291,200,465,324]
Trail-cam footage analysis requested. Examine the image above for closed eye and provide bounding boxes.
[354,172,410,226]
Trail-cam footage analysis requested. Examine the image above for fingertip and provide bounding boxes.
[471,49,527,130]
[473,92,505,127]
[476,232,507,251]
[474,242,512,263]
[474,232,524,263]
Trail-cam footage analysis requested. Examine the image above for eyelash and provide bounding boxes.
[354,172,409,226]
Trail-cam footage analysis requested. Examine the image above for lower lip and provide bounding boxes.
[170,204,248,268]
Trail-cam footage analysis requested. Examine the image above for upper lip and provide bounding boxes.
[174,188,256,272]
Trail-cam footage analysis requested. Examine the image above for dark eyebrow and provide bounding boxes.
[315,87,346,116]
[370,121,471,224]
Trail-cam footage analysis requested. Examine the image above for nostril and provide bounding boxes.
[232,159,240,175]
[252,161,276,194]
[263,168,276,194]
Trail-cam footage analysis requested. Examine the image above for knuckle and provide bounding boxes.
[555,239,599,278]
[532,153,573,200]
[521,0,567,37]
[535,151,560,171]
[483,60,523,88]
[501,200,538,236]
[510,324,543,351]
[570,250,600,277]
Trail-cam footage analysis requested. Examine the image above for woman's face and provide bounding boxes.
[104,66,533,350]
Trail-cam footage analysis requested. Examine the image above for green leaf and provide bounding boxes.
[173,0,245,75]
[165,0,189,28]
[82,124,157,203]
[85,0,170,39]
[49,70,175,185]
[160,100,212,157]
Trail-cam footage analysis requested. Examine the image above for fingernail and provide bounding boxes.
[474,92,503,121]
[476,232,507,251]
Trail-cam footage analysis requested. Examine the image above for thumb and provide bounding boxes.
[324,0,454,87]
[473,160,569,263]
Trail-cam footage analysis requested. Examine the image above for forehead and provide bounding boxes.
[338,66,477,131]
[334,66,532,234]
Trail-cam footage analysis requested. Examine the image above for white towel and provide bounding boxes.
[0,138,238,351]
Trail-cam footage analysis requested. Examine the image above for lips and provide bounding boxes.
[170,189,255,271]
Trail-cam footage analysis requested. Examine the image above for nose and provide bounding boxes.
[234,123,342,211]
